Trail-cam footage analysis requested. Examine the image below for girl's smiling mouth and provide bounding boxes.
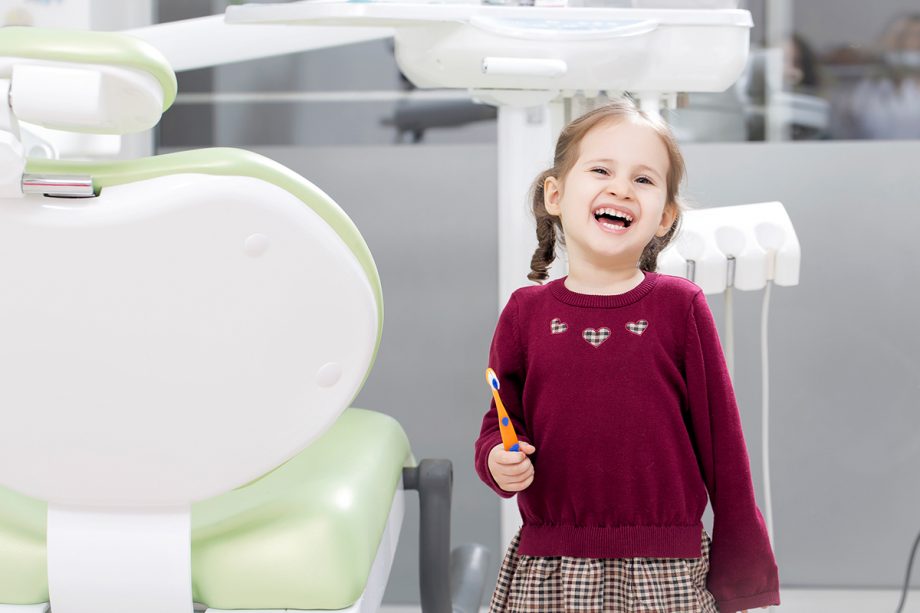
[593,207,634,232]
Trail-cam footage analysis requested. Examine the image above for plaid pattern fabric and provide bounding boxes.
[551,318,568,334]
[625,320,649,336]
[582,327,611,348]
[489,529,718,613]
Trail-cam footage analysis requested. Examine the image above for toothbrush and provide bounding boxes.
[485,368,520,452]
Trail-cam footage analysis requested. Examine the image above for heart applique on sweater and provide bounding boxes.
[582,327,611,348]
[626,320,649,336]
[550,318,568,334]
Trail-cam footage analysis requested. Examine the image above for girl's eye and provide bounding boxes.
[635,176,654,185]
[591,167,610,176]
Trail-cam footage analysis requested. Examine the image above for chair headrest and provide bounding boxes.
[0,27,177,134]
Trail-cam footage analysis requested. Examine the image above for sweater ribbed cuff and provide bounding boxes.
[716,589,781,613]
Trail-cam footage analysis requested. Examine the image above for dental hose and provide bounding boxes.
[896,528,920,613]
[724,286,734,380]
[761,280,775,547]
[725,279,772,546]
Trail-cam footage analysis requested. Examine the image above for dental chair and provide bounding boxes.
[0,27,487,613]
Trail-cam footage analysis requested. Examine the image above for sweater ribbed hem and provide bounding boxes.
[549,272,659,308]
[716,589,781,613]
[518,523,704,558]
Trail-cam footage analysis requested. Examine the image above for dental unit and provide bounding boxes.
[0,1,803,611]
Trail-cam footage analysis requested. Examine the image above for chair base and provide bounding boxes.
[0,489,404,613]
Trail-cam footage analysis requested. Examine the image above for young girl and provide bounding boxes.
[474,100,780,613]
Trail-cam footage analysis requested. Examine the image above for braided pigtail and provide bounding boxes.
[528,171,562,283]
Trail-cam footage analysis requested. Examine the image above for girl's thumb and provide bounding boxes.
[520,441,536,454]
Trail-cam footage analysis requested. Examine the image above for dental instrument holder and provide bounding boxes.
[714,225,746,288]
[659,202,801,294]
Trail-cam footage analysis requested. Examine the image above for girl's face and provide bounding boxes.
[544,119,676,270]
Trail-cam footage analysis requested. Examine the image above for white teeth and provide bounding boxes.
[595,207,633,222]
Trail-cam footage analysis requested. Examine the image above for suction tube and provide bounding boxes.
[755,222,786,548]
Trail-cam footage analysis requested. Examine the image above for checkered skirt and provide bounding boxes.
[488,529,718,613]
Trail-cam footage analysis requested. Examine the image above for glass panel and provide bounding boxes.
[157,0,920,147]
[672,0,920,142]
[157,1,498,148]
[816,7,920,140]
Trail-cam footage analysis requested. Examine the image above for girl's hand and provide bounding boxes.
[488,442,536,492]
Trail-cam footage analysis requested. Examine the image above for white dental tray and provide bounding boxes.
[226,1,752,94]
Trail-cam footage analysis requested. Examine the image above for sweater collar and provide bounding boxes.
[549,272,659,308]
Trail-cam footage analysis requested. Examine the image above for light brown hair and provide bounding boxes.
[528,99,686,283]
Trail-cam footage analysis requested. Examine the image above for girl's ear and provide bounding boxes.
[656,202,679,237]
[544,176,562,216]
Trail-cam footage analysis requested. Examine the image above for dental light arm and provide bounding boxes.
[124,15,394,73]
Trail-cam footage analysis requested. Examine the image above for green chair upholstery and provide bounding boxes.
[0,409,414,609]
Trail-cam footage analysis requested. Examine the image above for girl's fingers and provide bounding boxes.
[503,474,534,491]
[494,450,530,465]
[505,469,534,486]
[490,443,536,463]
[500,460,533,478]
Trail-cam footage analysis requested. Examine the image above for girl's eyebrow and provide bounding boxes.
[584,158,665,181]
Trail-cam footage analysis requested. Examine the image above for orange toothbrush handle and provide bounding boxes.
[491,389,520,452]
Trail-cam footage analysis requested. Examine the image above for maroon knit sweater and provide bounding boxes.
[474,273,779,613]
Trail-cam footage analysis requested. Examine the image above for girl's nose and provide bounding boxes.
[607,177,633,199]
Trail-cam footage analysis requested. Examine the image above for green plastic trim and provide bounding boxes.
[0,486,47,603]
[25,148,384,373]
[0,408,416,607]
[0,27,177,111]
[192,408,415,608]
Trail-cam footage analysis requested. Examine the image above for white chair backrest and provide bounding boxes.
[0,171,379,507]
